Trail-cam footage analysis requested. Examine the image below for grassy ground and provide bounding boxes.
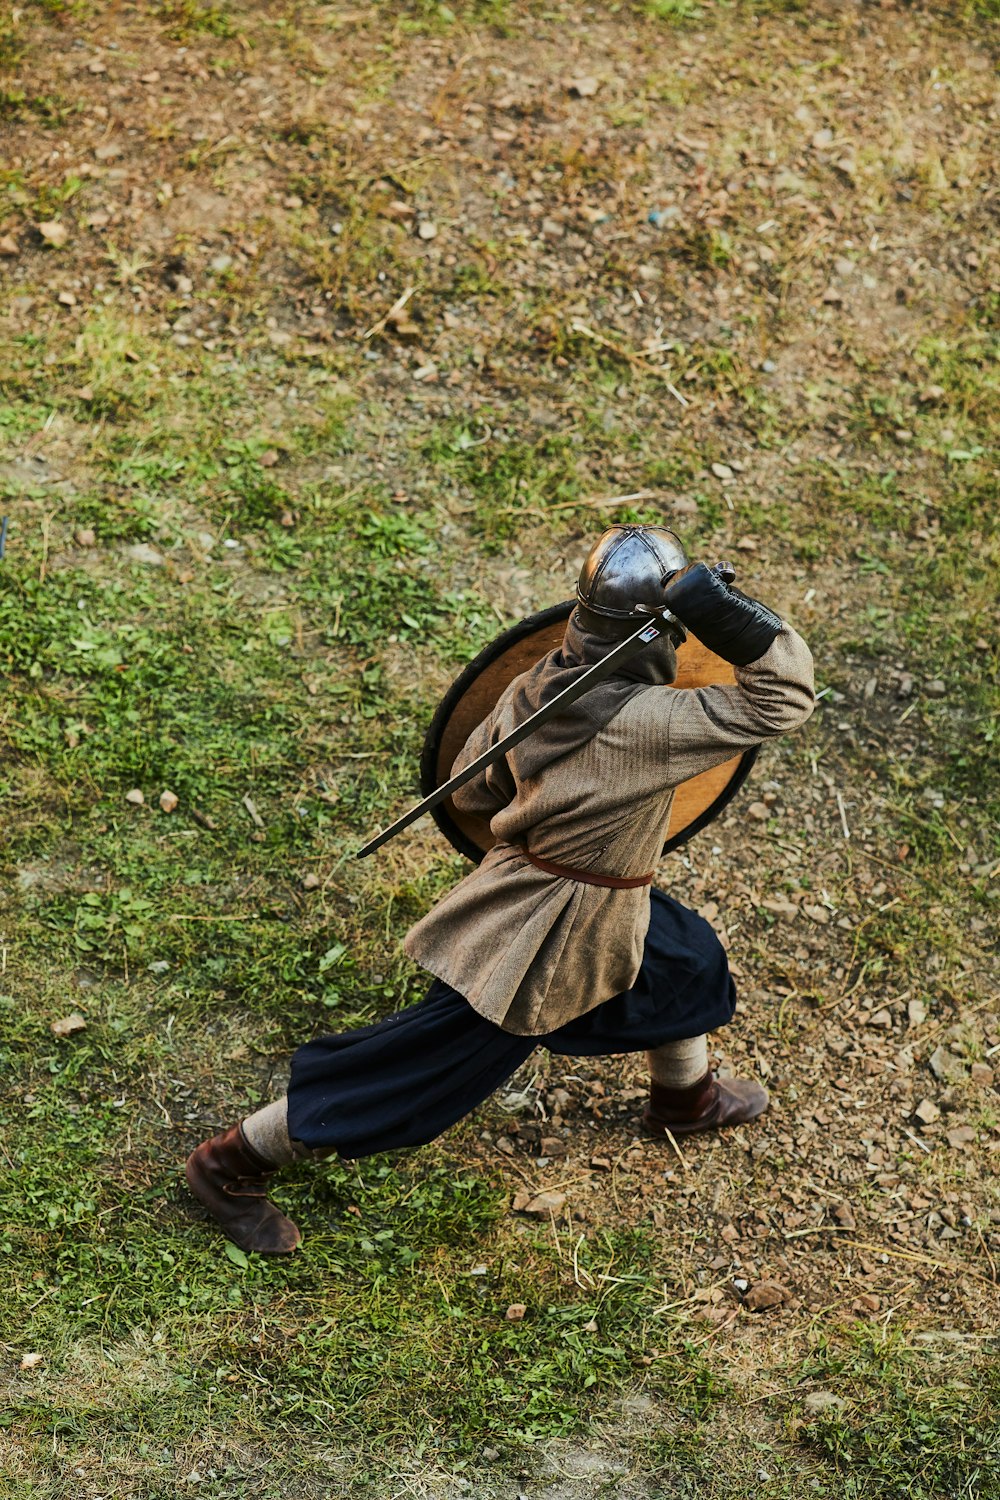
[1,0,998,1495]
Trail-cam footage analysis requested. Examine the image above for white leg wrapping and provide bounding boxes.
[646,1034,709,1090]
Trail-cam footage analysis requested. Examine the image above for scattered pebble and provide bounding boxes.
[924,679,946,698]
[302,872,322,890]
[125,788,145,806]
[513,1190,567,1218]
[159,789,179,813]
[743,1280,789,1312]
[803,1390,847,1417]
[37,220,69,248]
[505,1303,527,1321]
[51,1012,87,1038]
[125,543,165,567]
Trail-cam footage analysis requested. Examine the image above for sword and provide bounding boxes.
[355,605,685,859]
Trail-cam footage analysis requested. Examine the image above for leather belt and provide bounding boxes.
[518,848,654,890]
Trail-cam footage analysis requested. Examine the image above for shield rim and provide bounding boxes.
[419,600,758,866]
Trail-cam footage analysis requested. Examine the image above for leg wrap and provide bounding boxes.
[646,1033,709,1091]
[242,1097,335,1166]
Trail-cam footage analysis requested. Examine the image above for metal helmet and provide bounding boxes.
[575,524,688,638]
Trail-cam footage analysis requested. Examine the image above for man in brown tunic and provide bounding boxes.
[186,526,814,1254]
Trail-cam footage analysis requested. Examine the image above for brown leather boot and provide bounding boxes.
[185,1124,301,1255]
[642,1071,768,1138]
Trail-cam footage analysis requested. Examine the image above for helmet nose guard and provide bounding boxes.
[576,525,689,637]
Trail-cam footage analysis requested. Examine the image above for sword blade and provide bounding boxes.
[355,612,676,859]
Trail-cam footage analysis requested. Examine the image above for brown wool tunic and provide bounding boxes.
[404,625,815,1036]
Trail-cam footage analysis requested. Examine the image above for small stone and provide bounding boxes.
[521,1190,567,1218]
[590,1156,612,1171]
[20,1352,44,1370]
[125,788,145,806]
[811,128,834,150]
[802,904,830,925]
[566,75,600,97]
[0,235,19,257]
[417,220,437,240]
[94,141,123,161]
[711,462,734,481]
[210,254,233,273]
[924,679,946,699]
[38,220,69,248]
[970,1063,994,1087]
[946,1125,976,1149]
[482,1447,500,1461]
[75,527,97,547]
[125,543,165,567]
[832,1202,856,1230]
[505,1303,527,1321]
[159,789,179,813]
[748,801,769,822]
[259,448,279,467]
[856,1293,880,1313]
[58,291,77,307]
[867,1009,892,1028]
[301,872,321,890]
[907,999,927,1027]
[51,1012,87,1038]
[929,1045,966,1085]
[539,1137,566,1157]
[744,1280,789,1312]
[897,673,914,698]
[762,897,797,919]
[140,70,160,83]
[914,1098,940,1125]
[803,1390,847,1417]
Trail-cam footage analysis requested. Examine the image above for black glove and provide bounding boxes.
[663,562,782,666]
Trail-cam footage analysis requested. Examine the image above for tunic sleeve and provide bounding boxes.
[449,708,516,817]
[641,624,816,786]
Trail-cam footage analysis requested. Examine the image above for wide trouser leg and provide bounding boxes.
[285,981,537,1157]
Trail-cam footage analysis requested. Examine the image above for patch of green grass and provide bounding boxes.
[0,86,73,124]
[644,0,703,24]
[794,1328,1000,1498]
[154,0,238,39]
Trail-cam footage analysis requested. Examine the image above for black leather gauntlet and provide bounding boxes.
[663,562,783,666]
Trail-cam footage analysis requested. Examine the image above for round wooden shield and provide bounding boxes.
[420,601,757,864]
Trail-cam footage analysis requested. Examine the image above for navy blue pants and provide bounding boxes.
[287,888,735,1157]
